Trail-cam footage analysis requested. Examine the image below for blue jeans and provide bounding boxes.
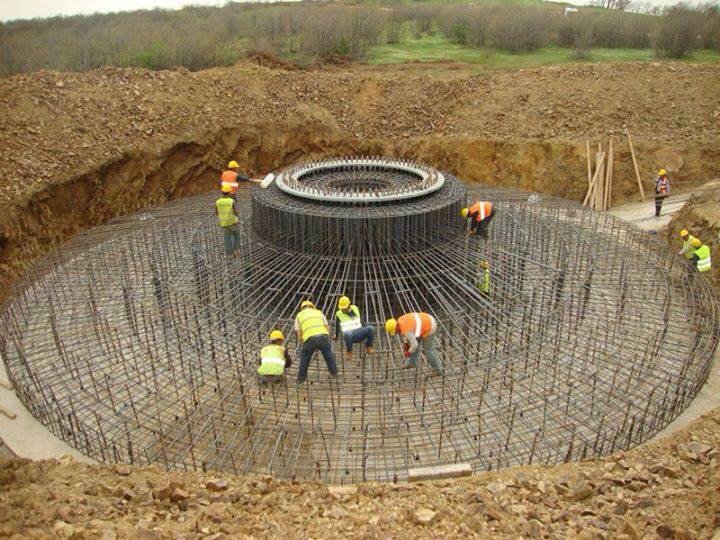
[222,224,241,255]
[343,325,375,352]
[406,331,443,373]
[298,334,337,381]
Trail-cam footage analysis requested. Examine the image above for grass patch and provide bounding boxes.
[366,35,720,68]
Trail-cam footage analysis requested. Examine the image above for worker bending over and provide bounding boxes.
[654,169,670,217]
[257,330,292,384]
[295,301,338,384]
[334,296,375,359]
[477,260,491,296]
[678,229,697,259]
[220,160,259,196]
[691,238,712,273]
[385,312,443,375]
[461,201,495,239]
[216,185,241,257]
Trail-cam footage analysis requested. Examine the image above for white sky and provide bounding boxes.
[0,0,706,22]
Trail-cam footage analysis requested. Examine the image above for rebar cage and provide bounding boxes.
[1,158,718,483]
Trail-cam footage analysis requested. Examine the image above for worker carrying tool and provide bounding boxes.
[220,160,259,196]
[385,312,443,375]
[654,169,670,217]
[333,296,375,359]
[216,185,241,257]
[477,260,491,296]
[295,300,338,384]
[691,237,712,273]
[678,229,697,259]
[257,330,292,384]
[461,201,495,239]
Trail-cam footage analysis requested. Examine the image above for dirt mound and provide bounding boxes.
[0,407,718,538]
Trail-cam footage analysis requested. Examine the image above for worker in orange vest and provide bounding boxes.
[654,169,670,217]
[385,312,443,375]
[461,201,495,239]
[220,160,258,196]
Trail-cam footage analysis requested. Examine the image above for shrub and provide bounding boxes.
[653,4,703,58]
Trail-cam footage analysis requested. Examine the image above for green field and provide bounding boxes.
[367,35,720,69]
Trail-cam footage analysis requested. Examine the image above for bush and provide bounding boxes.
[654,4,703,58]
[488,6,550,53]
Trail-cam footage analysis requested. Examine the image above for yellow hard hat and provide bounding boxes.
[691,237,702,248]
[269,330,285,342]
[385,318,397,336]
[460,207,469,218]
[658,169,667,176]
[228,160,239,169]
[479,260,489,269]
[338,296,351,310]
[221,184,232,193]
[301,300,315,309]
[680,229,689,238]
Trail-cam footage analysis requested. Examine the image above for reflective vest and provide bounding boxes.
[682,235,697,259]
[296,308,328,342]
[336,305,362,333]
[221,170,240,194]
[216,197,238,227]
[258,344,285,376]
[397,312,434,339]
[469,201,493,222]
[694,245,712,273]
[478,269,490,293]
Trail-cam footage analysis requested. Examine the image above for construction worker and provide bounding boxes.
[333,296,374,359]
[461,201,495,239]
[220,160,254,196]
[691,237,712,273]
[477,260,491,296]
[295,300,338,384]
[216,185,241,257]
[678,229,697,260]
[257,330,292,384]
[654,169,670,217]
[385,312,443,375]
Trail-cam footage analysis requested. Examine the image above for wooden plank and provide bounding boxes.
[586,140,592,187]
[408,463,473,482]
[626,131,645,201]
[0,379,12,390]
[583,151,606,207]
[0,404,16,420]
[604,140,613,211]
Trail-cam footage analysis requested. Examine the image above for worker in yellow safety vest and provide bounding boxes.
[461,201,495,239]
[220,160,258,196]
[477,260,491,296]
[295,300,337,384]
[385,312,443,375]
[257,330,292,384]
[678,229,697,260]
[333,296,375,360]
[215,186,241,257]
[691,237,712,273]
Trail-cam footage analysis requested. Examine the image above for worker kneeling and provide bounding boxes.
[257,330,292,384]
[295,301,338,384]
[461,201,495,239]
[385,312,443,375]
[334,296,375,360]
[691,237,712,273]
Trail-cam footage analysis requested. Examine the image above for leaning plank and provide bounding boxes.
[408,463,473,482]
[583,152,606,207]
[0,404,16,420]
[626,131,645,201]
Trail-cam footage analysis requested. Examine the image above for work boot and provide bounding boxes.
[365,346,374,354]
[344,350,353,360]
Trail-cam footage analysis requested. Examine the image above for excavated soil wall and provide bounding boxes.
[1,118,719,302]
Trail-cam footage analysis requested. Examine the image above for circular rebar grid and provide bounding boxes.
[1,157,718,484]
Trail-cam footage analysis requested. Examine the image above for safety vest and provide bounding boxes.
[682,235,697,259]
[296,308,328,342]
[221,170,240,194]
[336,305,362,333]
[655,177,669,195]
[695,245,712,273]
[258,344,285,376]
[216,197,238,227]
[478,269,490,293]
[469,201,493,222]
[397,312,434,339]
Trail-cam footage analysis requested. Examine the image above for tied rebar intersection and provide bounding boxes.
[1,157,718,483]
